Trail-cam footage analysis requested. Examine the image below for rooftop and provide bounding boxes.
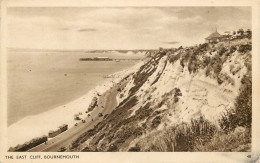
[205,31,222,40]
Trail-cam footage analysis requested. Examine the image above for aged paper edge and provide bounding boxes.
[0,0,259,162]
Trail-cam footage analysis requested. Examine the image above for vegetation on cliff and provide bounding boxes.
[67,37,252,152]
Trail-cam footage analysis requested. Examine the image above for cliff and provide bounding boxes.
[68,37,252,152]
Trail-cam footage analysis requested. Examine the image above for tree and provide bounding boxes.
[237,29,244,35]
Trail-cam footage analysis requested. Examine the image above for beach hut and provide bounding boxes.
[205,29,223,43]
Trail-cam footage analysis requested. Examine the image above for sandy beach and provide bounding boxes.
[7,61,143,150]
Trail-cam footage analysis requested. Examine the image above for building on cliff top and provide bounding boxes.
[205,29,223,43]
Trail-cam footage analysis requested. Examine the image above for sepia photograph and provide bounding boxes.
[0,0,259,162]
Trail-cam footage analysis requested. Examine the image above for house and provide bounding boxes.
[205,29,223,43]
[222,31,232,41]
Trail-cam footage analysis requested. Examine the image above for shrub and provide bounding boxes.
[203,56,211,67]
[219,47,227,56]
[174,88,182,96]
[82,146,92,152]
[219,109,237,133]
[217,77,223,85]
[174,88,182,102]
[244,56,252,71]
[193,127,251,152]
[151,116,161,128]
[107,144,117,151]
[234,75,252,129]
[139,116,217,152]
[217,73,235,86]
[180,59,185,68]
[151,61,167,85]
[230,45,237,54]
[187,53,201,74]
[188,60,193,74]
[135,103,153,120]
[128,146,140,152]
[138,114,251,152]
[169,52,182,63]
[205,67,211,77]
[213,63,222,75]
[161,88,182,105]
[238,44,251,53]
[157,101,165,108]
[199,43,209,51]
[219,74,252,131]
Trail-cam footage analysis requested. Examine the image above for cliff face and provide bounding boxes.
[69,37,252,152]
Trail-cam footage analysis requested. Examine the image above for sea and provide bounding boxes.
[7,49,143,126]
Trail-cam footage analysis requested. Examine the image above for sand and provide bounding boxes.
[7,61,143,149]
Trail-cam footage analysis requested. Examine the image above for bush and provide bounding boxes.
[203,56,211,67]
[238,44,251,53]
[137,114,251,152]
[161,88,182,105]
[187,53,200,74]
[205,68,211,77]
[217,77,223,85]
[174,88,182,102]
[157,101,165,108]
[219,109,236,133]
[213,63,222,75]
[217,73,235,86]
[151,116,161,128]
[180,59,185,68]
[230,45,237,54]
[169,52,182,63]
[219,74,252,131]
[219,47,227,56]
[234,75,252,129]
[244,56,252,71]
[151,61,167,85]
[193,127,251,152]
[138,116,217,152]
[128,146,141,152]
[107,144,117,151]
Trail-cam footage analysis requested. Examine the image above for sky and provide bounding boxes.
[7,7,251,50]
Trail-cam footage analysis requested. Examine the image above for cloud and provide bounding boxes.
[77,28,97,32]
[162,41,180,44]
[7,7,251,50]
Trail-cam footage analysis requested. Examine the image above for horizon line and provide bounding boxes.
[7,47,163,52]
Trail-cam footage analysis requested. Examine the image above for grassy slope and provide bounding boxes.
[68,37,252,152]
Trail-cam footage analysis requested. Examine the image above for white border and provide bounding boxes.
[1,0,259,162]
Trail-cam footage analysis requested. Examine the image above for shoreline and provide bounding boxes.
[7,61,143,149]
